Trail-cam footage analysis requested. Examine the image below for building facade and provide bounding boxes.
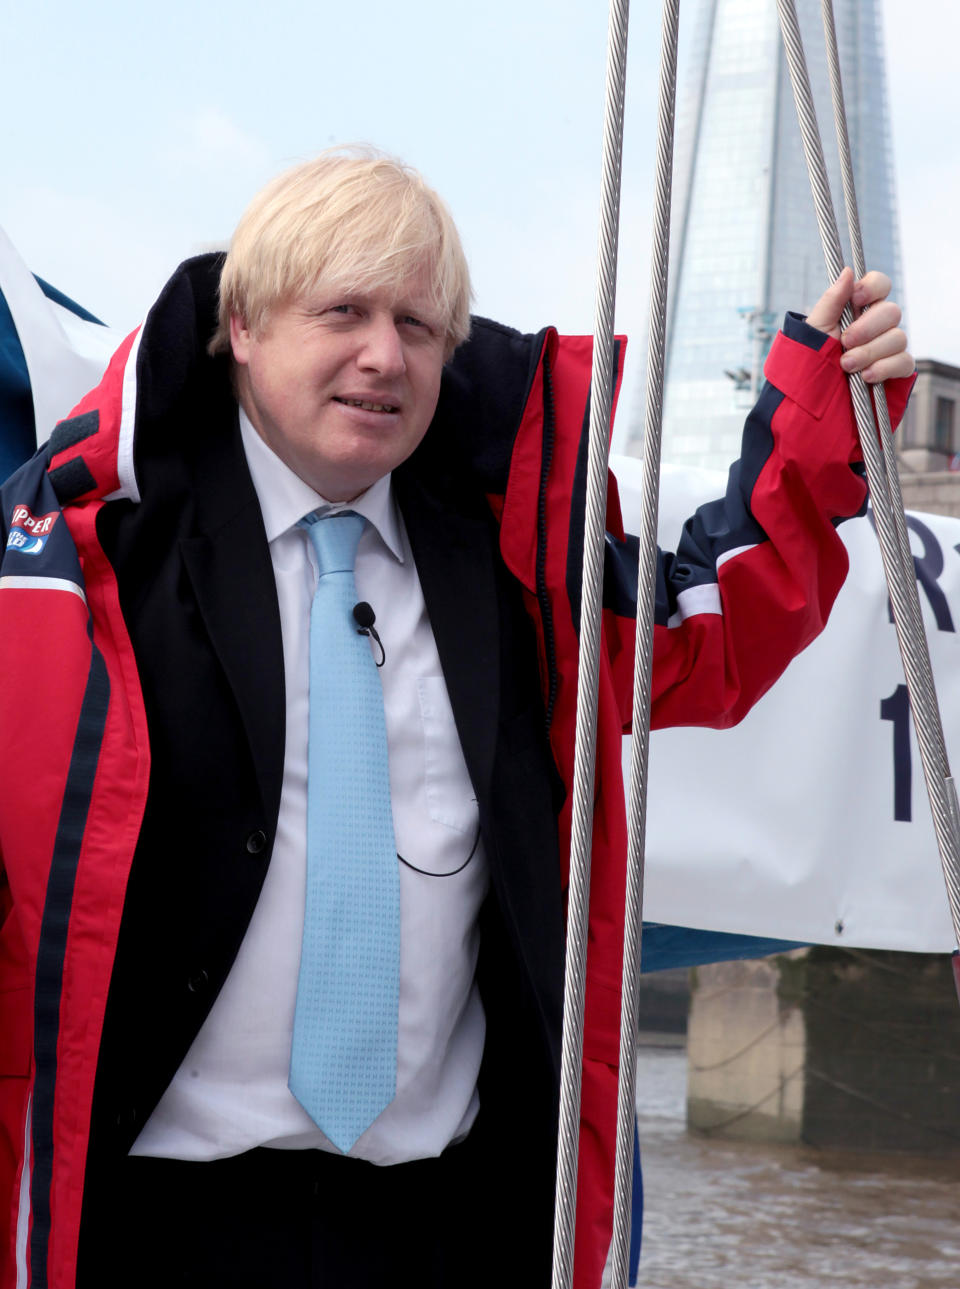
[629,0,903,471]
[896,359,960,515]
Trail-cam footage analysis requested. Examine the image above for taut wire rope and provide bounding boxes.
[820,0,910,572]
[818,0,958,899]
[550,0,631,1281]
[609,1,681,1286]
[818,0,953,836]
[776,0,960,967]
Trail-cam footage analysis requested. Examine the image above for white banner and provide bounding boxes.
[613,454,959,955]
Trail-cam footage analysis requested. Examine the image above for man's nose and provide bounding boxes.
[358,315,406,377]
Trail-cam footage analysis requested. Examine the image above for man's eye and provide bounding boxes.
[400,315,427,329]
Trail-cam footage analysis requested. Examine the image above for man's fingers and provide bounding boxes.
[807,267,912,382]
[840,302,914,382]
[853,347,915,385]
[851,269,892,311]
[806,266,854,336]
[840,327,902,366]
[807,267,896,338]
[841,299,902,349]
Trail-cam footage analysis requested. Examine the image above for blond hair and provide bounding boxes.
[209,148,472,359]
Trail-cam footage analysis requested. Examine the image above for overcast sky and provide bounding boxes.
[2,0,955,436]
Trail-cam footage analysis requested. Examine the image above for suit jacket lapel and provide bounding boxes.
[395,466,500,807]
[179,420,286,829]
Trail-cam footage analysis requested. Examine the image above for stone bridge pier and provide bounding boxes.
[686,947,960,1154]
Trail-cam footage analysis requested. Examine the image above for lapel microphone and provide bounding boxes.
[353,601,386,667]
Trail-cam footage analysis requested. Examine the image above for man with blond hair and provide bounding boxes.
[0,149,913,1289]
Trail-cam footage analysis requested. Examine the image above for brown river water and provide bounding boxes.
[614,1045,959,1288]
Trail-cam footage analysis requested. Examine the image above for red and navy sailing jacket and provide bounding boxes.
[0,257,912,1289]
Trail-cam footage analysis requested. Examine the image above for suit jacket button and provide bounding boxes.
[187,969,210,994]
[115,1107,138,1131]
[246,829,268,855]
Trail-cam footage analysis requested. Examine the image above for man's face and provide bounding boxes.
[230,270,446,501]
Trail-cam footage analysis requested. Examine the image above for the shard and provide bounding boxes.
[631,0,903,471]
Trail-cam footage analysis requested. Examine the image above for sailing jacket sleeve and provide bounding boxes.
[598,311,915,733]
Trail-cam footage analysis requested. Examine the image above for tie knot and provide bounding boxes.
[300,511,365,576]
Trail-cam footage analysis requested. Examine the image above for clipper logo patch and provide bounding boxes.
[7,504,59,555]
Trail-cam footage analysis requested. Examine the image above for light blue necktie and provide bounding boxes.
[289,510,400,1152]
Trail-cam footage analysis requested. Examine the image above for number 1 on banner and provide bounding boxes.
[881,683,912,822]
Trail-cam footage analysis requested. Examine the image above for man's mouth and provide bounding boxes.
[334,397,400,414]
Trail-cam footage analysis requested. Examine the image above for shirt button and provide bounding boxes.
[187,969,210,994]
[246,829,268,855]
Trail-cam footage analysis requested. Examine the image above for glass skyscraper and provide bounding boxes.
[630,0,902,470]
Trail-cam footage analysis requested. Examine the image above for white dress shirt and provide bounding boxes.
[131,408,489,1165]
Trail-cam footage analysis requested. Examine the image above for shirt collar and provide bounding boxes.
[238,405,404,562]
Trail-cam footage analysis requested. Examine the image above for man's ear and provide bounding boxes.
[230,314,252,364]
